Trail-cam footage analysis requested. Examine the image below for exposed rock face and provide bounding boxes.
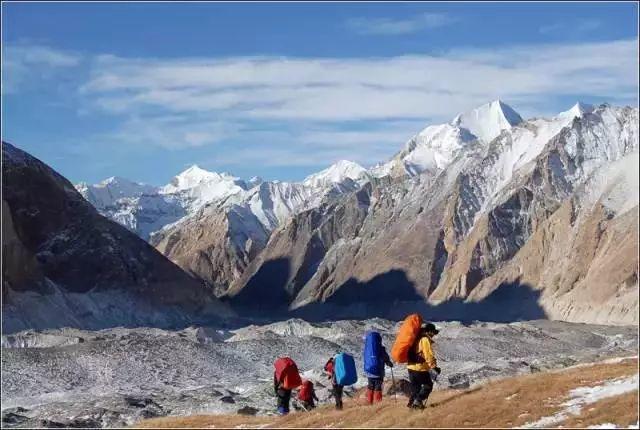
[152,205,269,296]
[225,104,638,325]
[2,142,231,333]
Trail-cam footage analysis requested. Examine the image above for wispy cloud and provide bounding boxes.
[81,39,637,123]
[346,13,456,35]
[539,19,601,36]
[3,38,638,171]
[2,44,82,94]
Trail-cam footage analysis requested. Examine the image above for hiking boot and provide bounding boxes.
[366,388,374,404]
[410,401,425,410]
[373,390,383,403]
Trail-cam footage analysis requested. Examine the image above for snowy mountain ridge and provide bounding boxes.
[77,158,368,239]
[77,100,633,254]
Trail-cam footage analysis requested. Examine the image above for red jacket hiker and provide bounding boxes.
[297,380,319,409]
[324,357,344,410]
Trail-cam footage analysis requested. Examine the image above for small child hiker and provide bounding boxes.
[297,379,319,410]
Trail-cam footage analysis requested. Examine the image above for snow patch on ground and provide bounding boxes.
[523,374,640,428]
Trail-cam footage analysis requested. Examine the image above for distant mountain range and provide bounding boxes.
[3,100,637,330]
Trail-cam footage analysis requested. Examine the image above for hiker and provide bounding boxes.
[323,357,343,410]
[297,379,319,410]
[363,330,394,404]
[406,323,441,410]
[274,357,302,415]
[325,352,358,410]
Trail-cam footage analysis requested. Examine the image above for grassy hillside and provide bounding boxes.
[136,356,639,429]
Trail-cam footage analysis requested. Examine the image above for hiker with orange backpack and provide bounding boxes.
[274,357,302,415]
[363,331,394,404]
[297,379,319,410]
[406,323,441,410]
[391,315,442,410]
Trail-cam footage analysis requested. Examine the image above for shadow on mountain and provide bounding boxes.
[228,258,292,309]
[326,270,424,304]
[287,272,547,324]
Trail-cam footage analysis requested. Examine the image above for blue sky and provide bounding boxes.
[2,2,638,185]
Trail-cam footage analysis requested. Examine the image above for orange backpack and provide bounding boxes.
[391,314,423,363]
[274,357,302,390]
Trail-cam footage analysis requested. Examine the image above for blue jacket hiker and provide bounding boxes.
[363,331,394,404]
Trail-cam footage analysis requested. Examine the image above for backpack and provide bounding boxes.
[298,380,314,402]
[391,314,423,363]
[274,357,302,390]
[363,331,383,376]
[334,352,357,386]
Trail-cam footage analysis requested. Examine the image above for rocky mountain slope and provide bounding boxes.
[73,101,638,324]
[225,103,638,324]
[2,142,231,333]
[77,160,368,295]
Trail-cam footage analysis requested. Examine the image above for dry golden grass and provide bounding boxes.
[135,357,639,429]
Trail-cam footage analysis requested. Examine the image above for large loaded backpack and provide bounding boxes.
[334,352,358,386]
[391,314,423,363]
[274,357,302,390]
[363,331,384,375]
[298,380,314,402]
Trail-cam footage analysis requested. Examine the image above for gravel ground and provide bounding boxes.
[1,318,637,428]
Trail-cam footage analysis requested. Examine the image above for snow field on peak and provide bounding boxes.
[303,160,367,188]
[451,100,523,143]
[579,152,639,218]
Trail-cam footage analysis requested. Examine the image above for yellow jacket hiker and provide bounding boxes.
[406,322,441,410]
[407,336,437,372]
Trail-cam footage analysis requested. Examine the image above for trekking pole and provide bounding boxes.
[390,367,397,404]
[294,399,309,412]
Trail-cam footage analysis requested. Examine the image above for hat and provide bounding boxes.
[421,322,439,335]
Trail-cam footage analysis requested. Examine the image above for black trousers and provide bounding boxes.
[332,384,344,409]
[276,388,292,412]
[367,377,383,391]
[408,370,433,405]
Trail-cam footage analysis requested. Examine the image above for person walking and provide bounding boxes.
[297,379,319,410]
[323,357,344,410]
[273,357,302,415]
[406,323,441,410]
[363,330,394,404]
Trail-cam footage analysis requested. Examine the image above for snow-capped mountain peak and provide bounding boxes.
[163,165,237,193]
[303,160,367,188]
[451,100,523,142]
[558,102,594,120]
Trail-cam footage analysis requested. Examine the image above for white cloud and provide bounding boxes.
[2,44,82,94]
[106,115,239,149]
[3,38,638,171]
[346,13,456,35]
[81,39,638,124]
